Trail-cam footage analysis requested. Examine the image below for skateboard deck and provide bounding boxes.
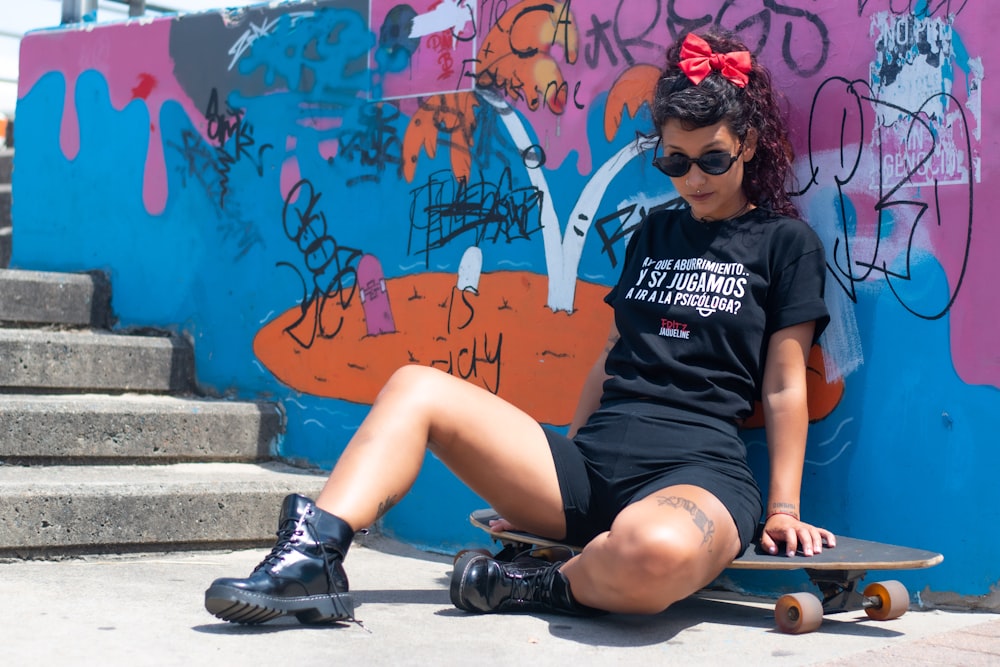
[468,508,943,634]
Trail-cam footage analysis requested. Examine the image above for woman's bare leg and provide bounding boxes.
[314,364,567,539]
[559,485,743,614]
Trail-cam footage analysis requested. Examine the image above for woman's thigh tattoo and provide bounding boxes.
[655,495,716,548]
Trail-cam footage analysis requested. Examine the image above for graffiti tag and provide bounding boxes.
[278,178,363,347]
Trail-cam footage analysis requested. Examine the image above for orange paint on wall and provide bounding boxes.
[254,270,843,428]
[253,271,613,426]
[742,344,844,430]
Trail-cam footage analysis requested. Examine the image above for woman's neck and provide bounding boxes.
[694,199,754,223]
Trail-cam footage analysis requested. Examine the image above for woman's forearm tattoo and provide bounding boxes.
[376,494,399,521]
[656,495,716,549]
[767,502,800,519]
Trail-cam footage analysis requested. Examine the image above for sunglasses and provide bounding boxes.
[652,139,744,178]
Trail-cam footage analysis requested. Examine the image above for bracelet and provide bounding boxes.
[766,511,800,521]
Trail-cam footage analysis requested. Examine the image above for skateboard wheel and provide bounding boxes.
[863,580,909,621]
[775,592,824,634]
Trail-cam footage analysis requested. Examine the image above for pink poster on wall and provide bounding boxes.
[370,0,478,100]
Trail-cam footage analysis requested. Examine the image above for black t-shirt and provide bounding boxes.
[603,207,830,422]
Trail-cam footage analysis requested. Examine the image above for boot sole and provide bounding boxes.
[205,583,355,625]
[449,551,490,613]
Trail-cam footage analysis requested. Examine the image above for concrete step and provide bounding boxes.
[0,461,328,557]
[0,148,11,183]
[0,224,8,269]
[0,182,9,230]
[0,394,282,464]
[0,328,192,392]
[0,268,112,327]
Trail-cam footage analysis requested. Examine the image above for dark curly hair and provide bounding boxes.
[651,30,799,218]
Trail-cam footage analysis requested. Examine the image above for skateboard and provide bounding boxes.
[467,508,943,634]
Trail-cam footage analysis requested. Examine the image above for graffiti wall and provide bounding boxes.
[12,0,997,602]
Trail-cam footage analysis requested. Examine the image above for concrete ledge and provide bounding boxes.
[0,148,11,183]
[0,268,111,327]
[0,461,328,556]
[0,184,9,230]
[0,394,282,463]
[0,226,8,269]
[0,328,191,392]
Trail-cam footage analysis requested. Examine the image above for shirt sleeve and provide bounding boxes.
[766,223,830,342]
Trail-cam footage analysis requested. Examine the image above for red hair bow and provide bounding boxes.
[677,34,751,88]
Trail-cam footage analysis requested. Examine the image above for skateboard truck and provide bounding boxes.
[775,569,910,633]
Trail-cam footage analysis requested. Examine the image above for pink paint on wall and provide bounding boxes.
[18,20,208,215]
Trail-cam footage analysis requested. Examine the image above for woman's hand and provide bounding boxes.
[761,513,836,557]
[488,517,517,533]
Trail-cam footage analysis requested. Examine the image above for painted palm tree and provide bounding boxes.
[402,0,661,313]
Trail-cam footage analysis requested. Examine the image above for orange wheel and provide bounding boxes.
[775,592,824,634]
[452,548,491,564]
[863,580,909,621]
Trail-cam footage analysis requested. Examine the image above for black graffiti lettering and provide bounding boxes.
[408,168,543,266]
[594,197,685,268]
[478,0,512,35]
[582,13,616,68]
[166,130,264,260]
[430,331,503,394]
[168,130,224,205]
[761,0,828,76]
[447,286,476,334]
[204,88,272,208]
[613,0,662,67]
[338,102,404,185]
[468,0,584,113]
[431,288,503,393]
[577,1,829,79]
[279,179,363,348]
[799,77,973,321]
[535,2,839,78]
[856,0,968,18]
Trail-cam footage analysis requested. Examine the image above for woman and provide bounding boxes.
[204,29,835,624]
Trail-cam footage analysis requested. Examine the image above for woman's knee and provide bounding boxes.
[600,523,714,612]
[377,365,446,406]
[616,523,704,580]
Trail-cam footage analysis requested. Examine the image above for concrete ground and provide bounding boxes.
[2,536,998,666]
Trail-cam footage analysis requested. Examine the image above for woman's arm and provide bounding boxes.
[567,321,618,437]
[760,320,836,557]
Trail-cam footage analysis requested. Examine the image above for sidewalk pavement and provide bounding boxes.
[2,535,998,666]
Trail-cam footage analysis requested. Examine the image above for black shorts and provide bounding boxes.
[544,401,762,551]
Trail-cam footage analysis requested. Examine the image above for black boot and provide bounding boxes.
[450,551,602,616]
[204,494,355,625]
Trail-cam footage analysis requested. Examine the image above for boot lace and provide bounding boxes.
[304,517,345,593]
[507,562,549,602]
[253,516,304,573]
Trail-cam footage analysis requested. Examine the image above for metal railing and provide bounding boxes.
[61,0,179,24]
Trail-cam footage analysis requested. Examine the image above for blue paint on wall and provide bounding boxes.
[11,2,998,600]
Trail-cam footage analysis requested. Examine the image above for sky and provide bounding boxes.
[0,0,262,115]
